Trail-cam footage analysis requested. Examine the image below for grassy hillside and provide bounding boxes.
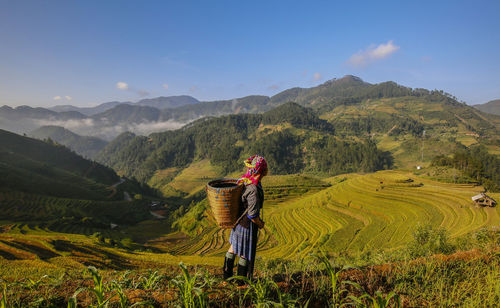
[0,129,157,241]
[0,129,118,186]
[30,125,107,159]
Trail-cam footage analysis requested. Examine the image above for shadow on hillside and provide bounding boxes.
[0,248,19,260]
[1,240,60,259]
[51,239,134,270]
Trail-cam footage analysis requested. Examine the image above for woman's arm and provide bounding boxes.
[245,185,264,229]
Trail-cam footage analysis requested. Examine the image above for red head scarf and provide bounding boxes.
[237,155,268,185]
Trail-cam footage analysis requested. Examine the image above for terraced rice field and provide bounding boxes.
[157,159,223,196]
[169,170,500,260]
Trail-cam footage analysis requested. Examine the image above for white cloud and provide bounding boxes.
[313,72,322,81]
[162,83,169,90]
[65,96,72,101]
[53,96,62,100]
[116,81,149,97]
[33,118,186,141]
[116,82,129,90]
[347,40,400,67]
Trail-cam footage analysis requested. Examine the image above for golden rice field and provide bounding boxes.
[167,170,500,260]
[0,170,499,274]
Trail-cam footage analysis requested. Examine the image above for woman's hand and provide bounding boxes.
[257,220,265,229]
[251,217,265,229]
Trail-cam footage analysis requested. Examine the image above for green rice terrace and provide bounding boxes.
[166,171,500,260]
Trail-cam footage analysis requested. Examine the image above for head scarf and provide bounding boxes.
[237,155,268,185]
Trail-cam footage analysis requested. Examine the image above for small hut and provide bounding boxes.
[471,193,497,207]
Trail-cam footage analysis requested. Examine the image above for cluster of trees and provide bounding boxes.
[261,103,334,132]
[332,115,424,136]
[432,146,500,191]
[310,137,393,174]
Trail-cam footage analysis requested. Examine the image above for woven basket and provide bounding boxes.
[206,178,243,229]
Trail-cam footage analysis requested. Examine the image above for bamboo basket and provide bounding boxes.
[206,178,243,229]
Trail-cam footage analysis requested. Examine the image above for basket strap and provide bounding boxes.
[232,208,249,230]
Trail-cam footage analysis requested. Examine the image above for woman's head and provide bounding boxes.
[244,155,268,176]
[238,155,268,185]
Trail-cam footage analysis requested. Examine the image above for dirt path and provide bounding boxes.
[150,211,166,219]
[108,178,131,201]
[112,178,126,188]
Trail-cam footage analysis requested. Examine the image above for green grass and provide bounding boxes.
[0,246,498,307]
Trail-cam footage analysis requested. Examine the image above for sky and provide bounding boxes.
[1,0,499,107]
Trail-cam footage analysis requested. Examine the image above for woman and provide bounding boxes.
[223,155,267,280]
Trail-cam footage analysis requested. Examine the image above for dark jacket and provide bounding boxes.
[238,183,264,228]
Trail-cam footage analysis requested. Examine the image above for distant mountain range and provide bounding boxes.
[1,75,499,142]
[474,99,500,116]
[48,95,200,116]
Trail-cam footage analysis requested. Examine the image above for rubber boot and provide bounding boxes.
[237,258,249,283]
[223,252,235,280]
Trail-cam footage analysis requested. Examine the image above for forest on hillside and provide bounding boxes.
[96,103,393,181]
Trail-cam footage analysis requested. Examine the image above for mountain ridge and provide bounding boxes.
[2,76,499,143]
[30,125,108,159]
[474,99,500,115]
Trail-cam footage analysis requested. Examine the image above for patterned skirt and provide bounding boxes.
[229,221,258,260]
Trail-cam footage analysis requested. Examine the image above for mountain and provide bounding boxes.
[136,95,199,109]
[159,95,272,122]
[49,95,199,116]
[49,101,127,116]
[92,104,162,123]
[96,102,391,184]
[474,99,500,115]
[94,78,500,193]
[0,105,86,120]
[0,105,89,136]
[30,125,108,158]
[3,76,499,145]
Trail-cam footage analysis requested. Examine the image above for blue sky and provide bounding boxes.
[1,0,499,107]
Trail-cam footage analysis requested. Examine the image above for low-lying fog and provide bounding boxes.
[0,117,188,140]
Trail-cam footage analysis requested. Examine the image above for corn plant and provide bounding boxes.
[118,270,141,289]
[269,280,298,308]
[23,275,48,290]
[351,291,401,308]
[67,288,84,308]
[170,262,210,308]
[229,275,294,308]
[1,284,7,308]
[318,254,360,308]
[87,266,116,308]
[110,281,129,308]
[139,270,161,290]
[49,272,67,288]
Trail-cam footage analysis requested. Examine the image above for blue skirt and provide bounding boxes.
[229,221,258,260]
